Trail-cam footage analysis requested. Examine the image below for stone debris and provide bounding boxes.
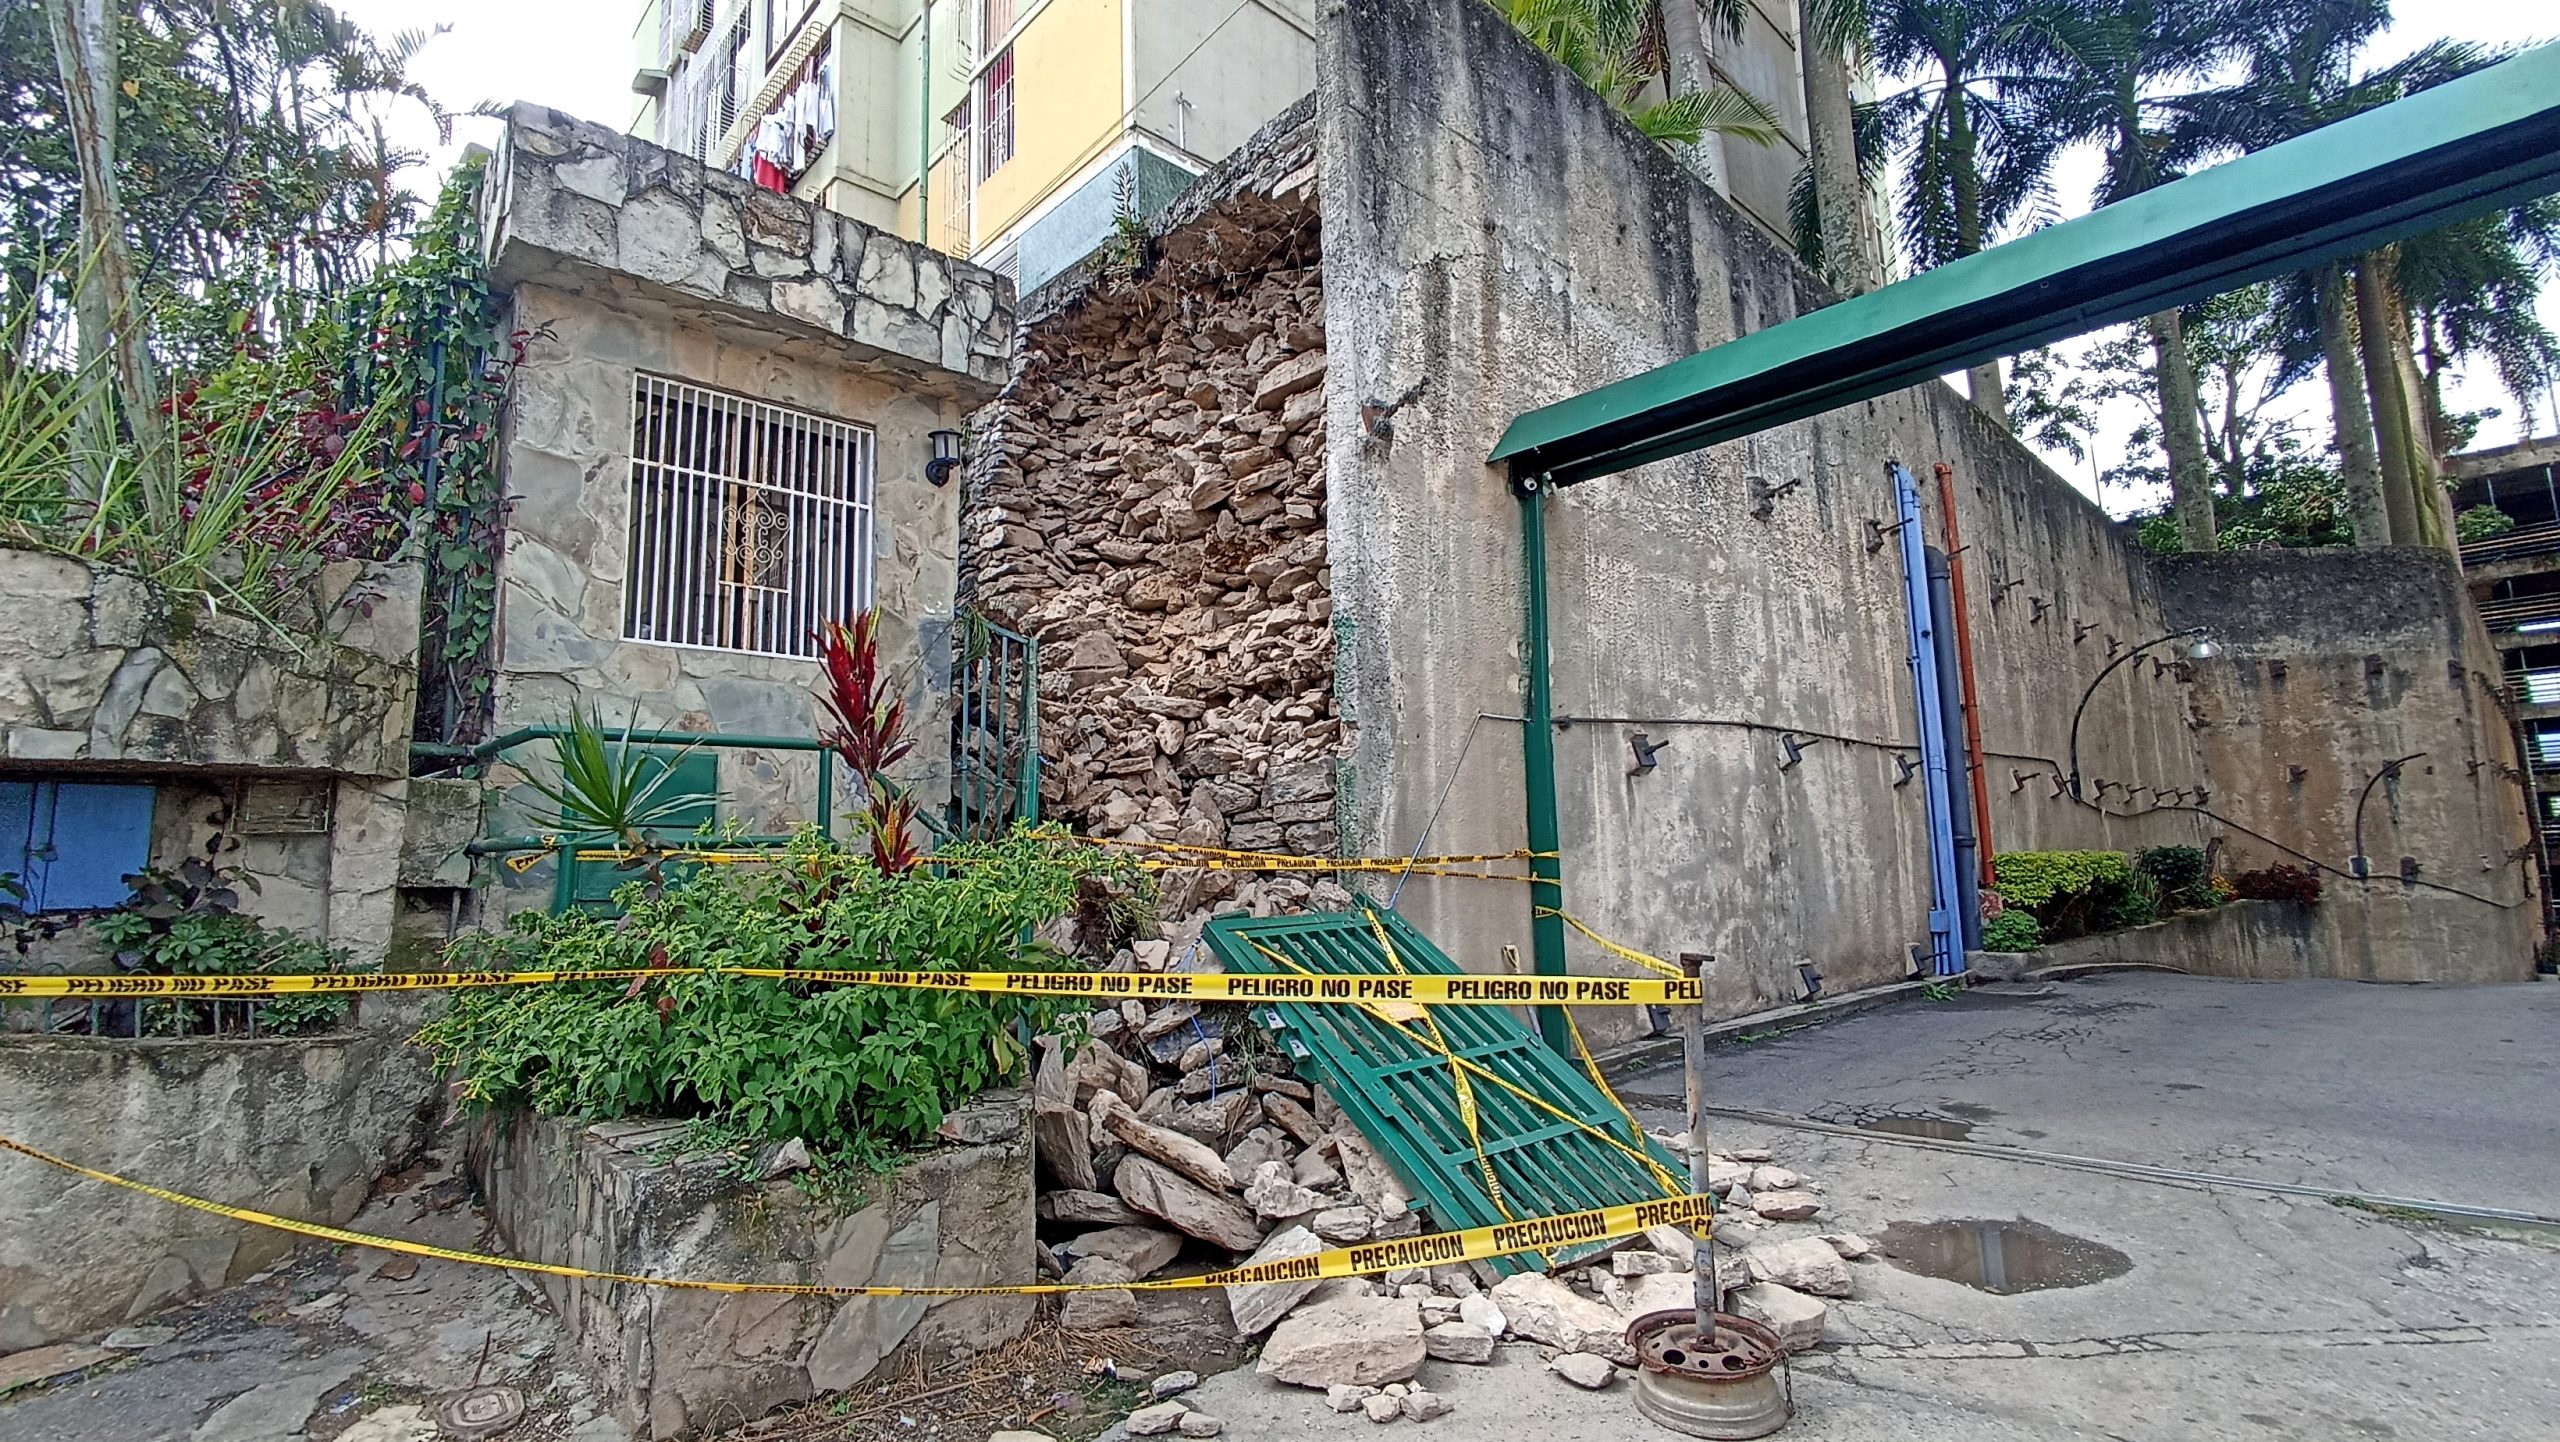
[1750,1189,1823,1222]
[1610,1249,1679,1277]
[1066,1225,1187,1279]
[1422,1320,1496,1363]
[1747,1164,1801,1192]
[100,1326,176,1350]
[1360,1394,1403,1423]
[1820,1232,1875,1260]
[1326,1384,1378,1413]
[1732,1282,1829,1352]
[1178,1412,1226,1438]
[1256,1294,1425,1389]
[1457,1293,1509,1338]
[1113,1156,1265,1251]
[1226,1225,1326,1337]
[1127,1401,1191,1436]
[1488,1272,1636,1365]
[1742,1236,1854,1298]
[1548,1353,1621,1390]
[1400,1388,1454,1421]
[1151,1370,1200,1399]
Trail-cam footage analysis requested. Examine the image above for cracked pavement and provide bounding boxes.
[1191,971,2560,1439]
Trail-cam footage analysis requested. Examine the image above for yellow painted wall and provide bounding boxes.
[973,0,1125,243]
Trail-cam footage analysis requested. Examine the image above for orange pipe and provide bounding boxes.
[1935,462,1997,887]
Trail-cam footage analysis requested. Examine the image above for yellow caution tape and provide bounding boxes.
[1538,908,1688,981]
[0,1134,1708,1297]
[1241,940,1692,1200]
[0,967,1705,1006]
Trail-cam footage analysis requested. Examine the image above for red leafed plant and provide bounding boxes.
[818,613,922,873]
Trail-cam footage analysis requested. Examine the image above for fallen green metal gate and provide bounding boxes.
[1204,904,1683,1274]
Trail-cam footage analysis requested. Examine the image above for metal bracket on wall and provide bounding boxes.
[1865,517,1906,554]
[1750,476,1805,520]
[2075,621,2097,644]
[2011,768,2035,793]
[1894,754,1920,786]
[2049,772,2069,798]
[1990,577,2027,605]
[2105,634,2122,659]
[2031,597,2053,624]
[1776,732,1822,770]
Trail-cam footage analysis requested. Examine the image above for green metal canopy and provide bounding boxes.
[1489,40,2560,487]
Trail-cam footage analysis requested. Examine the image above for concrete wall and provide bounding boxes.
[2161,549,2537,976]
[480,105,1014,918]
[0,1029,439,1349]
[1318,0,2207,1041]
[467,1093,1036,1441]
[2035,892,2526,985]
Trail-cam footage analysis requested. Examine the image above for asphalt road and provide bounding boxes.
[1192,971,2560,1441]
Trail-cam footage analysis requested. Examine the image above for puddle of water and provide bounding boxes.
[1859,1115,1974,1141]
[1879,1219,2133,1295]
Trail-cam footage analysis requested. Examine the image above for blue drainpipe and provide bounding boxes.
[1892,463,1965,976]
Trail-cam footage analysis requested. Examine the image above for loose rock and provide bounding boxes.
[1751,1189,1823,1222]
[1548,1353,1620,1390]
[1422,1320,1496,1363]
[1401,1389,1454,1422]
[1732,1282,1829,1353]
[1227,1225,1326,1337]
[1325,1384,1378,1413]
[1256,1294,1425,1389]
[1126,1401,1190,1437]
[1489,1272,1637,1365]
[1742,1236,1854,1298]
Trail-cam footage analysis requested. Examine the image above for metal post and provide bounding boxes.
[1018,633,1041,824]
[1519,477,1570,1052]
[1680,950,1717,1341]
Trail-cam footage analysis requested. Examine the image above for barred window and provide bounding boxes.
[624,375,874,659]
[981,46,1015,177]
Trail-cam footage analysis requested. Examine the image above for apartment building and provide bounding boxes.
[628,0,1849,300]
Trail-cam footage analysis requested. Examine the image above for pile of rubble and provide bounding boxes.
[1034,984,1860,1431]
[964,118,1336,928]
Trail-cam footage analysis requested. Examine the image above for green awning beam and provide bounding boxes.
[1489,39,2560,487]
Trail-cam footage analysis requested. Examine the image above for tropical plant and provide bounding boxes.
[2035,0,2257,549]
[1794,0,1886,293]
[2170,4,2510,549]
[1870,0,2087,427]
[518,701,714,876]
[1990,848,2140,939]
[84,854,362,1035]
[1486,0,1785,150]
[2133,844,2212,910]
[418,830,1151,1164]
[818,611,924,874]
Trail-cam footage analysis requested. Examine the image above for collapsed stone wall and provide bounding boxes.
[965,106,1338,924]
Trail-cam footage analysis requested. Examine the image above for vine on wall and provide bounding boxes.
[334,155,531,746]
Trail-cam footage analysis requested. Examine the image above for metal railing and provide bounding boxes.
[2460,522,2560,570]
[950,614,1039,842]
[2477,592,2560,633]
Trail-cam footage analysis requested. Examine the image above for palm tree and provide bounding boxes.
[2037,0,2254,551]
[2396,199,2560,451]
[1489,0,1784,150]
[1796,0,1886,296]
[1870,0,2085,427]
[2175,5,2498,550]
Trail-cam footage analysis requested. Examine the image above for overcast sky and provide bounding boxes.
[336,0,2557,508]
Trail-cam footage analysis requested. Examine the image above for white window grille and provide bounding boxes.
[625,375,875,659]
[981,45,1015,178]
[942,99,973,247]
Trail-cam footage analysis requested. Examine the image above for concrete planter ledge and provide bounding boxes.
[0,546,422,777]
[1999,893,2527,984]
[466,1090,1037,1441]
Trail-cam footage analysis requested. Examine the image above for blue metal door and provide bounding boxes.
[1,780,156,911]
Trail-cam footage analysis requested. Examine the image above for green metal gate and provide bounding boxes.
[1205,904,1683,1273]
[950,612,1039,841]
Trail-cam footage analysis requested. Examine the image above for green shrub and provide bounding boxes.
[417,829,1149,1167]
[83,857,361,1035]
[2094,872,2162,931]
[1990,851,2131,909]
[1991,850,2139,941]
[2456,505,2518,543]
[1981,911,2042,953]
[2133,845,2212,910]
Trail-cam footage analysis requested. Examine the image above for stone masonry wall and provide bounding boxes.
[966,107,1336,924]
[468,1093,1036,1442]
[0,1029,440,1350]
[0,548,421,776]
